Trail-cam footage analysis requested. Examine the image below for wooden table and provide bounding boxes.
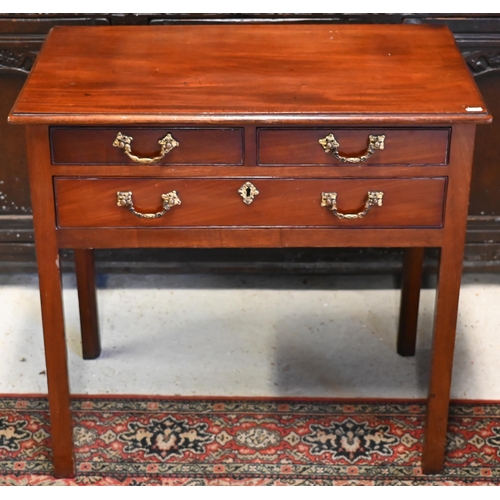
[9,24,491,478]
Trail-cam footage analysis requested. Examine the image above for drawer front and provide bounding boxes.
[50,127,244,165]
[258,128,450,166]
[55,178,446,229]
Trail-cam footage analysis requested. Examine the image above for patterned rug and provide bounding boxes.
[1,396,500,485]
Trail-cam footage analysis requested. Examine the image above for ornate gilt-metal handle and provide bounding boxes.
[113,132,179,164]
[321,191,384,219]
[319,134,385,163]
[116,191,181,219]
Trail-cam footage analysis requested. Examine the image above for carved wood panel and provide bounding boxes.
[463,50,500,218]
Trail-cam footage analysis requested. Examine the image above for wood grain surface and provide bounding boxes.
[54,177,446,229]
[51,127,244,165]
[9,25,491,125]
[258,128,450,165]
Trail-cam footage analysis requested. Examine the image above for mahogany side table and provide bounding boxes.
[9,24,491,477]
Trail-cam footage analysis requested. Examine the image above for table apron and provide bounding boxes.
[56,227,444,249]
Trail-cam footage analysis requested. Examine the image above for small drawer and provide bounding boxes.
[258,128,450,166]
[50,127,244,165]
[55,177,446,229]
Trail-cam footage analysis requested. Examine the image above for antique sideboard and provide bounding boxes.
[1,13,500,274]
[9,23,490,477]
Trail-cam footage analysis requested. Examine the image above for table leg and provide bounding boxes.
[421,124,475,474]
[37,247,75,477]
[397,247,425,356]
[74,249,101,359]
[27,125,75,478]
[421,244,464,474]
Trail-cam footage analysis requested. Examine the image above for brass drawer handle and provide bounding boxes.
[319,134,385,163]
[113,132,179,164]
[116,191,181,219]
[321,191,384,219]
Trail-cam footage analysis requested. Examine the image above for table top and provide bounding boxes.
[9,24,491,125]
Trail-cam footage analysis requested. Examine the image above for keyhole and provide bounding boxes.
[246,187,252,198]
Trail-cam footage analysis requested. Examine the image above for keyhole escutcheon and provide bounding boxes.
[238,182,260,205]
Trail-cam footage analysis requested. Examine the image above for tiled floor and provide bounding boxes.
[0,272,499,399]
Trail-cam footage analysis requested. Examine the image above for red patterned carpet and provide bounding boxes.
[1,396,500,485]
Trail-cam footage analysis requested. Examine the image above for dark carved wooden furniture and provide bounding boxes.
[2,14,500,274]
[9,24,490,477]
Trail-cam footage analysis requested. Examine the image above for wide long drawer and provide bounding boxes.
[55,178,446,229]
[50,127,244,165]
[258,128,450,166]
